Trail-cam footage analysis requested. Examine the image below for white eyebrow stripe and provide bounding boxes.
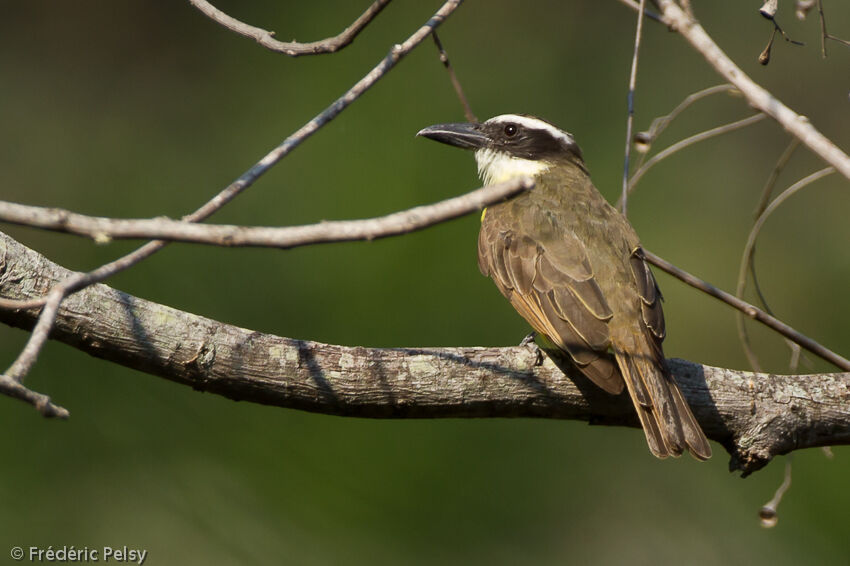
[485,114,576,146]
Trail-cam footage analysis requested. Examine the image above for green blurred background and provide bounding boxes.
[1,1,849,564]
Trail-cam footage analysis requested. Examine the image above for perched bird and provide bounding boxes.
[417,114,711,460]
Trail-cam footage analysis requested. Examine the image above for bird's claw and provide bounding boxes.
[519,332,544,366]
[519,331,537,347]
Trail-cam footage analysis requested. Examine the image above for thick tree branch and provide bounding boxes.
[188,0,393,56]
[0,179,532,249]
[1,231,848,476]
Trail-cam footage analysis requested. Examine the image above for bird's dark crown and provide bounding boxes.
[478,114,583,161]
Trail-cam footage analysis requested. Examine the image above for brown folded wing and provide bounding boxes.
[478,219,622,394]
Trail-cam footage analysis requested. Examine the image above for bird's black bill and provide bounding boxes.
[416,122,489,150]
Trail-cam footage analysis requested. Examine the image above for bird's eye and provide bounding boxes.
[504,124,518,137]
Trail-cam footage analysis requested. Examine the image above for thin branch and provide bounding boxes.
[736,255,764,371]
[1,230,849,476]
[643,249,850,372]
[758,2,806,65]
[633,84,739,158]
[631,84,740,190]
[825,36,850,48]
[614,0,663,23]
[736,139,801,371]
[0,374,68,418]
[747,254,802,372]
[759,456,793,528]
[816,0,850,55]
[188,0,393,56]
[0,0,462,310]
[741,240,808,374]
[431,32,477,123]
[0,0,464,393]
[734,167,836,369]
[653,0,850,181]
[754,139,801,218]
[0,179,532,249]
[4,287,64,382]
[759,26,778,65]
[772,21,805,46]
[623,113,767,203]
[740,167,835,295]
[185,0,462,225]
[621,0,647,216]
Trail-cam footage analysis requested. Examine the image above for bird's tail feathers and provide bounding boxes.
[614,340,711,460]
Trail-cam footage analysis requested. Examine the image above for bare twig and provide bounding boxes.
[633,84,739,159]
[736,254,765,372]
[759,20,806,66]
[631,84,740,192]
[614,0,663,23]
[740,167,835,297]
[0,374,68,418]
[431,32,476,123]
[739,241,807,374]
[753,139,801,218]
[759,3,806,65]
[759,456,793,528]
[644,249,850,372]
[817,0,850,53]
[0,0,464,403]
[0,179,531,249]
[736,139,801,370]
[621,0,647,216]
[759,26,778,65]
[825,35,850,48]
[735,168,836,369]
[0,0,462,313]
[188,0,393,56]
[184,0,463,226]
[4,287,64,383]
[623,113,767,202]
[653,0,850,181]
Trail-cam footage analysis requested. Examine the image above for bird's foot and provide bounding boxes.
[519,332,544,366]
[519,331,537,347]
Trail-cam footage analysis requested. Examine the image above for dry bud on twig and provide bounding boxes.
[760,0,779,20]
[795,0,816,19]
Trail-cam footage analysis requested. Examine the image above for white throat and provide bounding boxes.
[474,148,550,186]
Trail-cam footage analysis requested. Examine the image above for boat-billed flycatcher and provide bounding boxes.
[417,114,711,460]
